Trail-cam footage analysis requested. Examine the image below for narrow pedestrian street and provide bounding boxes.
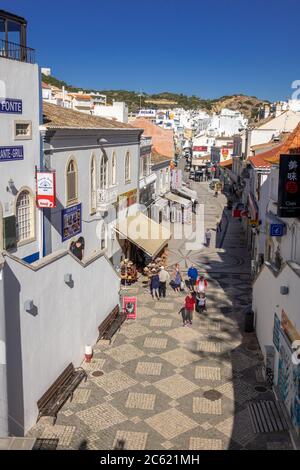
[27,180,293,450]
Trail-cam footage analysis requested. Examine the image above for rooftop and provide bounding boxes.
[42,102,139,130]
[131,117,175,158]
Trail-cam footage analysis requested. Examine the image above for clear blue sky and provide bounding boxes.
[2,0,300,101]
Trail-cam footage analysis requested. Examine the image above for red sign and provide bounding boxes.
[193,146,207,152]
[123,296,137,319]
[36,171,56,208]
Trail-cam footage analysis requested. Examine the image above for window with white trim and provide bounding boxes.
[66,158,78,205]
[16,190,34,243]
[125,151,131,183]
[90,155,97,213]
[112,152,117,185]
[14,120,32,140]
[100,154,108,189]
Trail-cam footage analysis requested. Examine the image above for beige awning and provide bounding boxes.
[115,212,170,258]
[164,192,191,207]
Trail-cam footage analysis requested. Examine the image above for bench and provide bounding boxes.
[37,363,87,425]
[98,305,127,343]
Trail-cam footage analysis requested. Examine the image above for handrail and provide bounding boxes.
[0,39,35,64]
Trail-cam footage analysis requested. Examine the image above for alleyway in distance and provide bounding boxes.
[28,177,293,450]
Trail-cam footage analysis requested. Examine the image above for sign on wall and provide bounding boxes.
[0,146,24,162]
[61,203,82,242]
[278,309,300,428]
[193,146,207,152]
[0,98,22,114]
[273,313,281,352]
[270,223,285,237]
[122,296,137,319]
[278,154,300,217]
[36,171,56,208]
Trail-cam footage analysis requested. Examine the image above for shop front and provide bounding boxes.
[164,192,192,224]
[114,211,170,269]
[275,310,300,433]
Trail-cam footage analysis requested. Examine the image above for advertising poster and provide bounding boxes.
[61,203,82,242]
[122,296,137,319]
[36,171,56,208]
[278,310,300,429]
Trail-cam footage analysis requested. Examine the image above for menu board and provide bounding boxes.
[61,203,82,242]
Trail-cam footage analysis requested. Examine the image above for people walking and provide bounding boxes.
[187,264,198,291]
[216,216,222,232]
[196,292,207,313]
[159,266,170,298]
[196,275,208,294]
[183,291,196,326]
[150,269,160,300]
[205,228,212,247]
[171,263,182,293]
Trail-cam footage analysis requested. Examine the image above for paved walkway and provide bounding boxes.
[27,180,293,450]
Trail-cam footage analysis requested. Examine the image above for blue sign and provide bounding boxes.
[273,313,281,352]
[0,98,22,114]
[62,203,82,242]
[0,146,24,162]
[270,223,285,237]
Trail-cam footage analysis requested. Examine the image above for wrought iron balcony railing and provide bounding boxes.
[0,39,36,64]
[96,185,118,212]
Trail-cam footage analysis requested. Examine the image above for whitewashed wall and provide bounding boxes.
[3,250,120,435]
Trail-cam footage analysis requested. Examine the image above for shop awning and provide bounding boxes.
[164,192,191,207]
[114,212,170,258]
[154,197,169,208]
[176,186,198,202]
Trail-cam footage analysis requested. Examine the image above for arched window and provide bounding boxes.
[66,157,78,205]
[16,190,34,243]
[112,152,117,186]
[90,154,97,213]
[125,151,131,183]
[100,153,108,189]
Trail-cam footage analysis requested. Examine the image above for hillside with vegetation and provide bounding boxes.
[42,74,269,120]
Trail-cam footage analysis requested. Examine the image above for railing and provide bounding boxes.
[96,185,118,211]
[0,39,36,64]
[140,137,152,147]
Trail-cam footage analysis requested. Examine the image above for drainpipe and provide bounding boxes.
[0,257,8,436]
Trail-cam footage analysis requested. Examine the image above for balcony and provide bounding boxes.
[96,185,118,212]
[0,39,35,63]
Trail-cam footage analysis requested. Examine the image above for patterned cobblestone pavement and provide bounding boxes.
[27,181,293,450]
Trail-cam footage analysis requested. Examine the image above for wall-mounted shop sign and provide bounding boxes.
[0,146,24,162]
[270,223,285,237]
[0,98,22,114]
[61,203,82,242]
[36,171,56,208]
[278,154,300,217]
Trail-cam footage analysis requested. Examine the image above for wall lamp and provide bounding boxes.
[7,178,15,193]
[280,286,289,295]
[24,299,34,312]
[97,138,108,145]
[64,273,73,284]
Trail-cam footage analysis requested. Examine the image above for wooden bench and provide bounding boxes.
[98,305,127,343]
[37,363,87,425]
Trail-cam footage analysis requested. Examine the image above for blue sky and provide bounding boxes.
[2,0,300,101]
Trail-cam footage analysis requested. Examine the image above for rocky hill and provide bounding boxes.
[42,74,269,121]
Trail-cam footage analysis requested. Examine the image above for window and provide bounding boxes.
[112,152,117,185]
[125,151,131,183]
[100,223,106,250]
[66,158,78,205]
[100,154,108,189]
[90,155,97,213]
[14,120,32,140]
[16,190,34,243]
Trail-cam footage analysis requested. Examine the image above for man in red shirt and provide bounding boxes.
[183,292,196,326]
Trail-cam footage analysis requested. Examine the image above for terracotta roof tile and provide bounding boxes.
[247,124,300,167]
[131,117,175,158]
[219,158,232,168]
[42,102,139,130]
